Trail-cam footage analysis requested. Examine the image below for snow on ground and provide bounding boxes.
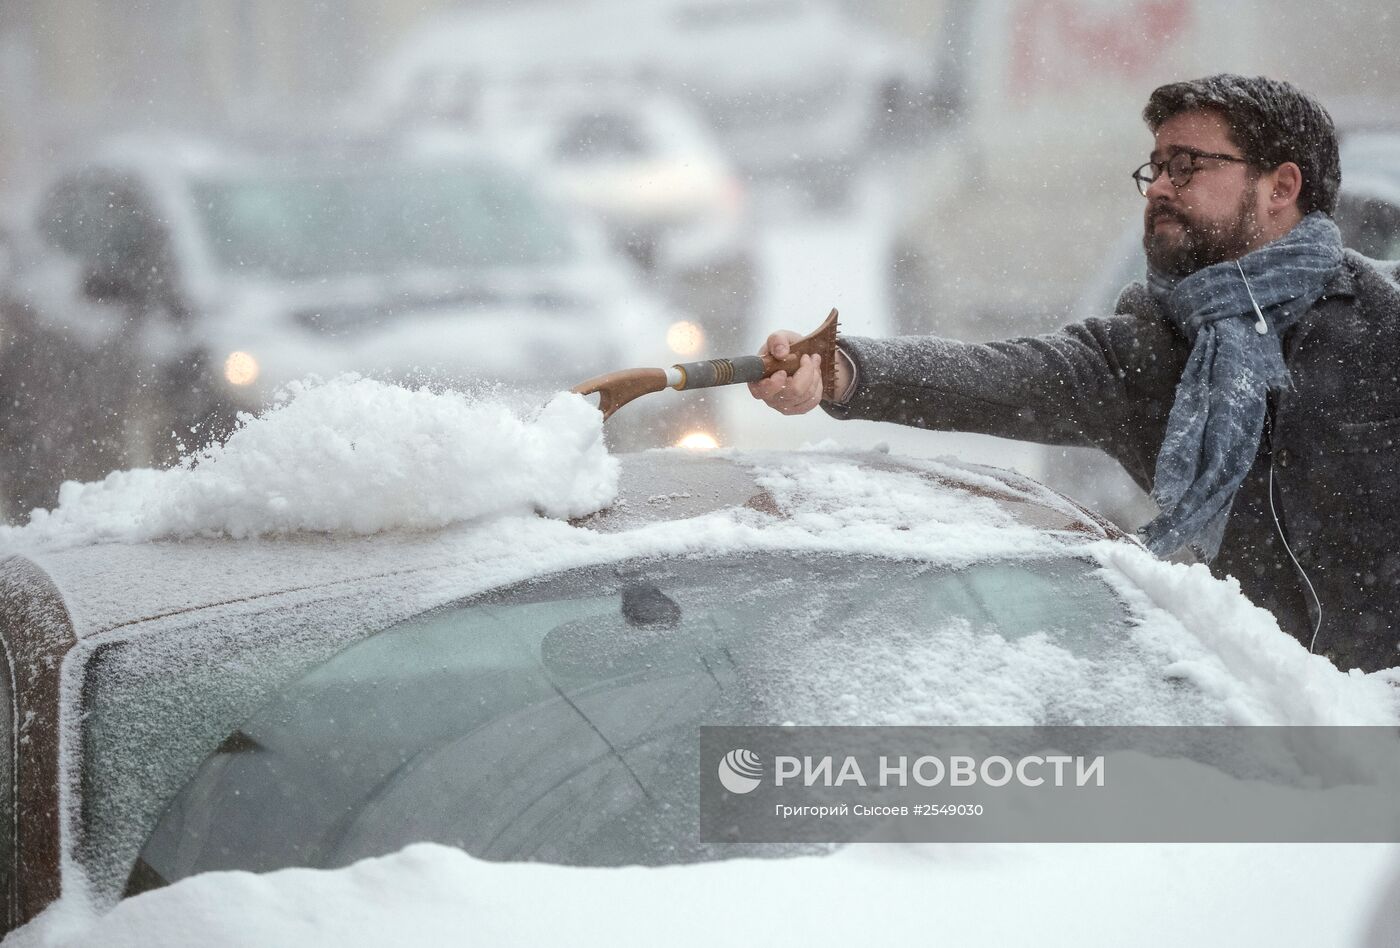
[9,841,1399,948]
[0,378,618,550]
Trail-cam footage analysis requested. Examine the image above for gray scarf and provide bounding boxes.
[1141,211,1343,560]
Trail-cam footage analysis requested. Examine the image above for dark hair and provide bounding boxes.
[1143,74,1340,216]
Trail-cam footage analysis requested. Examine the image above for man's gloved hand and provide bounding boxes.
[747,330,851,415]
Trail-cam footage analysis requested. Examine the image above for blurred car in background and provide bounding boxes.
[467,85,759,352]
[0,135,720,520]
[482,88,748,271]
[1040,130,1400,529]
[7,447,1393,936]
[363,0,942,205]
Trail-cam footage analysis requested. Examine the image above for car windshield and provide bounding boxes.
[555,112,651,161]
[190,162,577,280]
[105,550,1210,894]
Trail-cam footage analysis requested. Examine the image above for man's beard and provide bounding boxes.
[1143,191,1258,277]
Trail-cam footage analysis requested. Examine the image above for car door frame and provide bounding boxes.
[0,556,79,934]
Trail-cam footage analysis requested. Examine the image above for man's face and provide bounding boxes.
[1142,110,1263,277]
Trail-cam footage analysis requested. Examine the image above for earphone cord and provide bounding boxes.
[1239,259,1323,651]
[1265,418,1324,653]
[1237,259,1270,333]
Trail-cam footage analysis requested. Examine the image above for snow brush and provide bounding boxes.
[572,309,839,420]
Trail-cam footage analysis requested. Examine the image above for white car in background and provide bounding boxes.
[363,0,939,202]
[0,135,719,518]
[477,87,747,269]
[466,85,759,352]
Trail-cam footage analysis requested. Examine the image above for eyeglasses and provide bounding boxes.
[1132,149,1251,196]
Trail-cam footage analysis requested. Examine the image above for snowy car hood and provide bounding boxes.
[3,377,1390,730]
[12,446,1108,641]
[12,448,1397,728]
[13,840,1397,948]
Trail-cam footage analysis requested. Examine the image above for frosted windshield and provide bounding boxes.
[118,551,1198,893]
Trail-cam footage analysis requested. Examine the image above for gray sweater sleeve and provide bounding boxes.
[821,312,1187,454]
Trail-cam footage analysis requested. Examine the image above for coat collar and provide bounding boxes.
[1321,256,1358,300]
[1283,251,1361,357]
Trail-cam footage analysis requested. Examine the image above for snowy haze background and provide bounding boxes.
[4,1,1399,485]
[2,1,1400,944]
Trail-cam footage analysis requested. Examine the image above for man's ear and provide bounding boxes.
[1267,161,1304,212]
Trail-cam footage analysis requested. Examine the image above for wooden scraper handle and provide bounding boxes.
[571,309,839,420]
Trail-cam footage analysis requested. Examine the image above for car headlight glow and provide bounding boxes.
[666,320,704,356]
[224,351,259,386]
[675,430,720,451]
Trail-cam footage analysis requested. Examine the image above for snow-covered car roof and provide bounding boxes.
[15,439,1121,642]
[0,379,1380,726]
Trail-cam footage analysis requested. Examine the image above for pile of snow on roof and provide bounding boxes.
[0,377,617,550]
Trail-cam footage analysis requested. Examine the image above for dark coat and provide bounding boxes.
[826,250,1400,672]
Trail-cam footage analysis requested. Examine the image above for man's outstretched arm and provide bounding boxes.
[749,313,1186,452]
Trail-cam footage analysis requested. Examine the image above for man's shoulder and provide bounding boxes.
[1074,281,1185,357]
[1336,251,1400,332]
[1111,281,1159,318]
[1108,282,1182,342]
[1342,249,1400,290]
[1297,251,1400,359]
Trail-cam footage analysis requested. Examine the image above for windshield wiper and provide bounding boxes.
[621,582,681,629]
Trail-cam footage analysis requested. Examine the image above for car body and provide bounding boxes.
[2,444,1396,935]
[0,136,718,518]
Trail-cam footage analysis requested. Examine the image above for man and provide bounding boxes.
[750,74,1400,673]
